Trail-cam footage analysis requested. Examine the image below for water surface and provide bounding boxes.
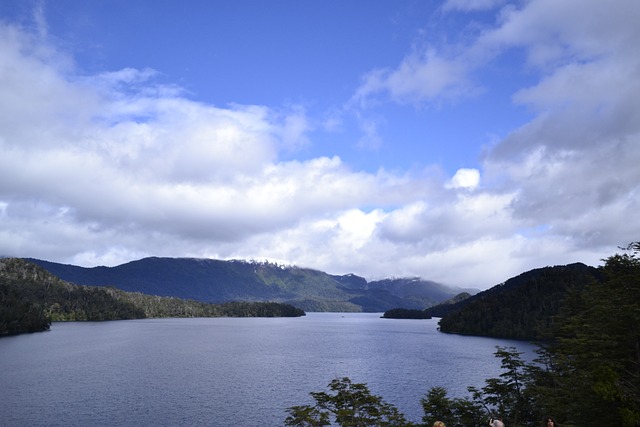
[0,313,535,426]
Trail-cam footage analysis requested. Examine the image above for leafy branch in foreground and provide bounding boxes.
[285,377,415,427]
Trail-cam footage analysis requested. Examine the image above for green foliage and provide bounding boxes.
[0,283,50,335]
[0,258,304,336]
[527,243,640,426]
[475,347,532,425]
[421,385,485,427]
[420,387,454,425]
[217,301,305,317]
[0,258,146,335]
[285,377,415,427]
[436,263,600,340]
[419,347,533,427]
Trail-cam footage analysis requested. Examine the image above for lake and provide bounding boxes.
[0,313,536,426]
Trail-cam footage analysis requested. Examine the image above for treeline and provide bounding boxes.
[384,263,610,341]
[287,243,640,426]
[0,258,304,336]
[381,308,432,319]
[424,263,599,340]
[382,293,472,320]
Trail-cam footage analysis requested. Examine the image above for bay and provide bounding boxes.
[0,313,535,426]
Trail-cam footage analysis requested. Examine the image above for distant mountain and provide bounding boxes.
[1,258,304,336]
[423,263,601,340]
[25,257,464,312]
[382,292,472,320]
[420,292,473,318]
[367,277,475,307]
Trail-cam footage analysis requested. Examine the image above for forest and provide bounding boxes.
[384,263,601,341]
[286,243,640,426]
[435,262,601,340]
[0,258,304,336]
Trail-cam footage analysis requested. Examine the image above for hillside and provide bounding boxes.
[25,257,465,312]
[0,258,304,336]
[425,262,601,340]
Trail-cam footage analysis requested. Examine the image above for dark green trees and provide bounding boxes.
[420,386,484,427]
[419,346,531,427]
[382,308,431,319]
[0,285,51,335]
[425,244,640,426]
[529,242,640,426]
[0,258,305,336]
[285,377,414,427]
[435,263,600,340]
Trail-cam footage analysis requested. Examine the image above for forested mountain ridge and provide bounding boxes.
[0,258,304,336]
[425,262,601,340]
[25,257,466,312]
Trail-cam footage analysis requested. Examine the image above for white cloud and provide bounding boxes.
[356,116,383,150]
[278,106,311,151]
[478,0,640,67]
[2,1,638,291]
[345,0,639,284]
[479,0,640,254]
[448,168,480,189]
[353,48,470,106]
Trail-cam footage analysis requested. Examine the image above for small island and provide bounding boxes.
[381,308,431,319]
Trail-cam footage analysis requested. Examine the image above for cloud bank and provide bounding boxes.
[1,1,639,289]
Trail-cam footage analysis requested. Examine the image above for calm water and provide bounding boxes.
[0,313,535,426]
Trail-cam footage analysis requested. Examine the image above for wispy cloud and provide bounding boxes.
[443,0,508,12]
[352,47,471,106]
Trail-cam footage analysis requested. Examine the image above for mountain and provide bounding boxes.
[0,258,304,336]
[367,277,475,307]
[25,257,464,312]
[382,292,472,320]
[423,262,601,340]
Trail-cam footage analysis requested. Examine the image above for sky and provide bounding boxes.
[1,0,639,290]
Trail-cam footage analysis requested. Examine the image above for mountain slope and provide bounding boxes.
[1,258,305,336]
[425,263,601,340]
[25,257,461,312]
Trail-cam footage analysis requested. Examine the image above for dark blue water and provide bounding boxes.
[0,313,535,426]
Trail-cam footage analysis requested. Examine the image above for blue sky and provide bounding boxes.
[1,0,639,289]
[5,0,531,174]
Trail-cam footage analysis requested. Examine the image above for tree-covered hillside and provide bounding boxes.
[425,263,601,340]
[25,257,462,312]
[0,258,304,336]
